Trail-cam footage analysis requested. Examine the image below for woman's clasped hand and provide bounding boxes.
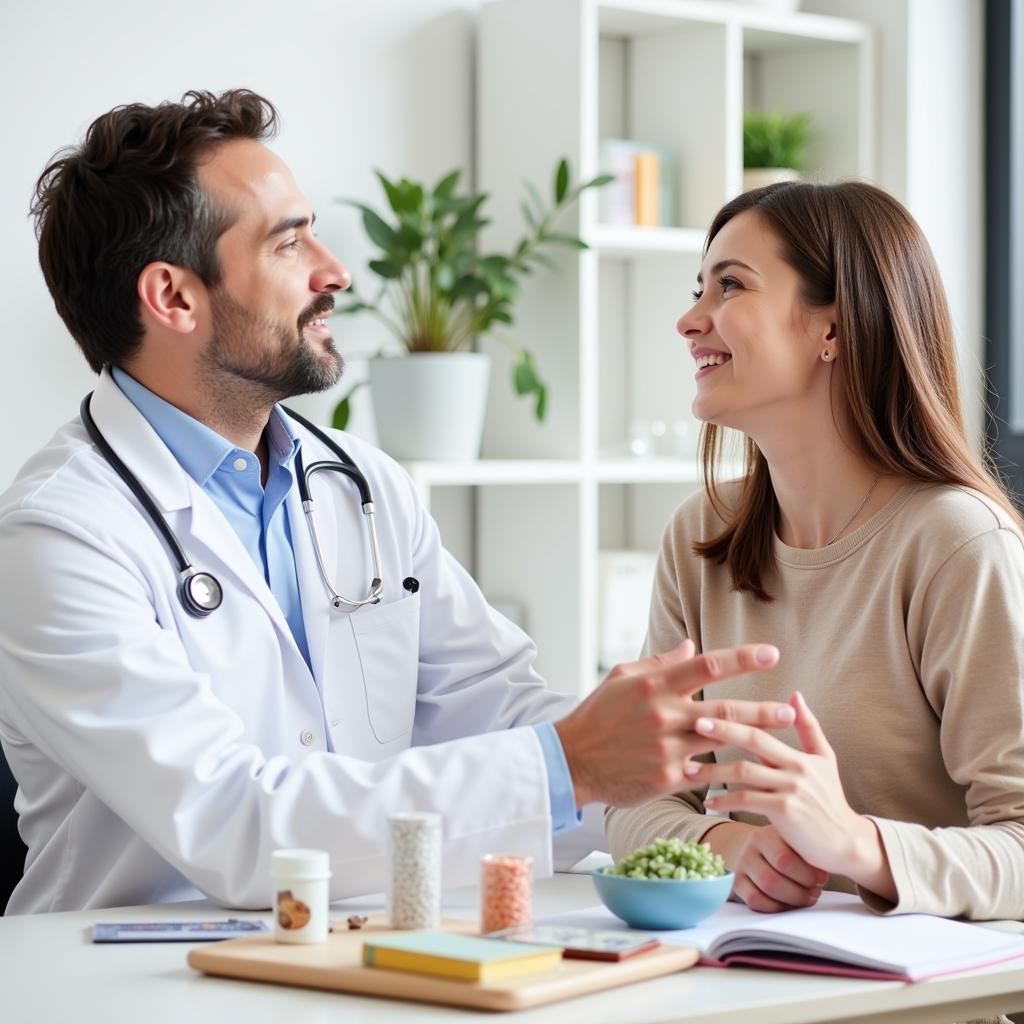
[685,691,896,908]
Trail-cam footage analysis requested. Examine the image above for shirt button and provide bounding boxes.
[232,457,247,471]
[300,729,315,746]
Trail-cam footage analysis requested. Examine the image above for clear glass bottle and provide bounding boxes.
[387,812,442,929]
[480,853,533,934]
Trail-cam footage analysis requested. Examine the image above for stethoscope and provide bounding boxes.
[79,393,385,618]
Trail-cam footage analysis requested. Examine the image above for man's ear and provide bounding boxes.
[137,262,204,334]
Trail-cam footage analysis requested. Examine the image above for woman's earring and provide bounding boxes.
[822,349,832,362]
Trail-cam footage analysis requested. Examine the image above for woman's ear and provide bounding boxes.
[136,262,203,335]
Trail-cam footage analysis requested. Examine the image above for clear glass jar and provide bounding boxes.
[480,853,533,934]
[387,812,442,929]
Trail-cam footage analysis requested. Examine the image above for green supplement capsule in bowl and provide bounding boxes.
[593,838,733,930]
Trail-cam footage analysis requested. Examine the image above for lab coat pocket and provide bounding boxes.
[351,595,421,744]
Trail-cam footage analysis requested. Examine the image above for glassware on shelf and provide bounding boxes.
[626,418,695,459]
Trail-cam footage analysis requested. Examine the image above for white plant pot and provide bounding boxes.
[742,167,801,192]
[368,352,491,462]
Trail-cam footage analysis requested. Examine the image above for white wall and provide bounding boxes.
[0,0,480,488]
[905,0,985,448]
[805,0,986,447]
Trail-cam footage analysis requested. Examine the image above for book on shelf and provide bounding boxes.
[598,138,675,228]
[542,892,1024,981]
[362,931,563,982]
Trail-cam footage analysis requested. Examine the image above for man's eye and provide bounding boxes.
[281,239,300,252]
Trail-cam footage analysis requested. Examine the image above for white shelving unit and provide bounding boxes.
[408,0,875,696]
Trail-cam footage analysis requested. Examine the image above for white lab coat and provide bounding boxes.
[0,369,604,914]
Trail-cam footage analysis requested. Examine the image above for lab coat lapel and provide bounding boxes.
[88,369,299,648]
[88,369,191,512]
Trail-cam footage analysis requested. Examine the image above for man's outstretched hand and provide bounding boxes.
[555,640,790,808]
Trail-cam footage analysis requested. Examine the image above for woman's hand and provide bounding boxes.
[684,692,896,900]
[728,824,828,913]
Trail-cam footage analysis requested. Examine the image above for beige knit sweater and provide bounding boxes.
[605,481,1024,920]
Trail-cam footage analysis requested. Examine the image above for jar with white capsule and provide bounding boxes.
[387,812,442,929]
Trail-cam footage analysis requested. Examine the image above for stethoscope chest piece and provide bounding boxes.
[180,571,224,617]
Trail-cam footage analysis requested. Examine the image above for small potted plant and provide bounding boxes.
[332,160,611,461]
[742,109,813,192]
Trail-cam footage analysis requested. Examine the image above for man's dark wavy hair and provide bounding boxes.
[30,89,279,372]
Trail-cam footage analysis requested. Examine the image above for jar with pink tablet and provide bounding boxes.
[480,854,533,934]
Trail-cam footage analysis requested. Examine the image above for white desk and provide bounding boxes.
[4,871,1024,1024]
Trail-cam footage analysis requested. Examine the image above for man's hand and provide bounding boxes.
[554,640,792,808]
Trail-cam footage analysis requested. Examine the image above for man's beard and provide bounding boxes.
[202,287,343,403]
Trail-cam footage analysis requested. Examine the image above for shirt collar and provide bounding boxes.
[111,366,301,485]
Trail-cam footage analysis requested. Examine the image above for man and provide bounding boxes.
[0,90,789,913]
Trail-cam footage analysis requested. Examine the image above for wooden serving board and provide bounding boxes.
[187,915,698,1012]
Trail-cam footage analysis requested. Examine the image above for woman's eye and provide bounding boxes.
[692,276,742,302]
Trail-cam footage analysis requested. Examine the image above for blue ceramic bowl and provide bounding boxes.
[592,868,734,930]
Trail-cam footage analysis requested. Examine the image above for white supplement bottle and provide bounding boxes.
[270,848,331,944]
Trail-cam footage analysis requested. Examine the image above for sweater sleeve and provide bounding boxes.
[605,510,720,859]
[861,527,1024,919]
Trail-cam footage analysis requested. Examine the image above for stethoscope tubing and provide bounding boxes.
[79,391,383,615]
[80,394,192,576]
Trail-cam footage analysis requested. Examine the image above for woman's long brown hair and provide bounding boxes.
[694,181,1022,601]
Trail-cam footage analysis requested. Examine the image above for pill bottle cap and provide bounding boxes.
[270,848,331,880]
[388,812,442,830]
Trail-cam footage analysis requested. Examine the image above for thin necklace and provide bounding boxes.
[825,474,881,546]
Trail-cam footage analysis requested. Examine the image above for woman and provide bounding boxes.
[605,181,1024,924]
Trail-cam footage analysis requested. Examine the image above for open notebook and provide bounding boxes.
[542,892,1024,981]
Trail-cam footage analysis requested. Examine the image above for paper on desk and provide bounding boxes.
[542,892,1024,981]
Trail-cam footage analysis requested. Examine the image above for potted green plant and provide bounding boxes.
[742,109,813,192]
[332,159,611,461]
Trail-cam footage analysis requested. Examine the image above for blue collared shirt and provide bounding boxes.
[111,367,579,834]
[112,366,311,671]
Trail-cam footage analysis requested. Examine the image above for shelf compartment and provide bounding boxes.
[742,25,871,183]
[585,224,705,257]
[596,9,732,231]
[596,479,699,673]
[476,483,583,695]
[596,251,704,464]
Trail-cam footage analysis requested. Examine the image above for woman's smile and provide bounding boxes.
[693,346,732,379]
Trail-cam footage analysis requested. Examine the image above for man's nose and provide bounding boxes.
[312,249,352,293]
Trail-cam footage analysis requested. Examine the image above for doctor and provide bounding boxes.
[0,90,790,914]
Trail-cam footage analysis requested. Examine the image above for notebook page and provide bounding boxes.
[543,893,1024,979]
